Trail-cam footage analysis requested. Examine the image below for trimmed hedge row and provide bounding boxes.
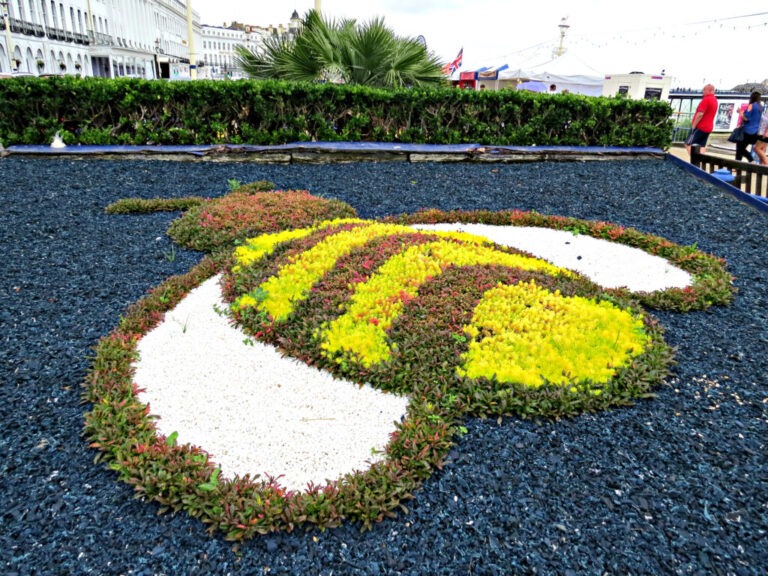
[0,76,673,148]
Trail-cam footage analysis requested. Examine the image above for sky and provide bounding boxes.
[192,1,768,89]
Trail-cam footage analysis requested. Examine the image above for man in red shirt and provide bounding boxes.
[685,84,718,156]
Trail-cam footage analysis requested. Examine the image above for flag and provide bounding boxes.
[442,48,463,76]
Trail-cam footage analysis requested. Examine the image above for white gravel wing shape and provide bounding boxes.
[414,223,692,292]
[134,275,409,492]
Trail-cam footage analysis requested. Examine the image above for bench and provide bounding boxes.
[690,146,768,198]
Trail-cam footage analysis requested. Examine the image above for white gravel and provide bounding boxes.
[134,275,410,492]
[133,225,692,492]
[414,223,692,292]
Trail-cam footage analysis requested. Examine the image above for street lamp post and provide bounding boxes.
[85,0,96,43]
[1,0,17,72]
[186,0,197,79]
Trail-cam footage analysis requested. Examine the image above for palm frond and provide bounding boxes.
[235,9,445,88]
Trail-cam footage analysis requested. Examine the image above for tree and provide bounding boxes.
[234,10,446,89]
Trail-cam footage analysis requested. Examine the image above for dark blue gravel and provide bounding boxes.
[1,156,766,575]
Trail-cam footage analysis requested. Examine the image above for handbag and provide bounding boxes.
[728,125,745,143]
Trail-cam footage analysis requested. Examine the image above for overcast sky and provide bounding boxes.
[192,1,768,89]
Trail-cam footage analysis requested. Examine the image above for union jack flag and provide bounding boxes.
[442,48,463,75]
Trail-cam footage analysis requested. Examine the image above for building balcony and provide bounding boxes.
[90,31,115,46]
[0,18,51,39]
[45,26,66,41]
[1,16,25,34]
[25,24,90,44]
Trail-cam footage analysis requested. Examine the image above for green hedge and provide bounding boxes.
[0,76,673,148]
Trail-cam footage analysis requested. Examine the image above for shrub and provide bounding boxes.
[105,196,206,214]
[167,182,358,253]
[0,76,674,148]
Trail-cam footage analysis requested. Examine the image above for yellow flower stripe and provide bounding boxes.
[320,240,571,367]
[233,229,313,269]
[232,218,365,269]
[231,218,365,309]
[251,223,496,321]
[458,280,649,387]
[256,222,418,320]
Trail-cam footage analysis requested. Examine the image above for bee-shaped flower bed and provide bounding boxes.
[84,185,734,539]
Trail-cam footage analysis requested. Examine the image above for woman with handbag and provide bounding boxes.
[752,105,768,165]
[735,91,763,163]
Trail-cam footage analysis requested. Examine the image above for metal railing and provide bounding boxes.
[44,25,65,41]
[14,23,91,43]
[671,112,694,143]
[690,147,768,198]
[90,31,114,46]
[30,22,44,37]
[0,18,46,38]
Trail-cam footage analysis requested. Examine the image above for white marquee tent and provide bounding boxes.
[501,52,605,96]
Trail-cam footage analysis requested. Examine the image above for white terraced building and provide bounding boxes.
[0,1,299,79]
[200,11,301,80]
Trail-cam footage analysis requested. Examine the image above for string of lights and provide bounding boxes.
[571,15,768,50]
[487,12,768,67]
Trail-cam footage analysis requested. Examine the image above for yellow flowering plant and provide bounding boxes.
[232,221,497,320]
[320,238,571,367]
[226,218,668,405]
[385,208,735,311]
[458,280,648,387]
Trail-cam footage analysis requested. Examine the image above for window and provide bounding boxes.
[644,88,663,100]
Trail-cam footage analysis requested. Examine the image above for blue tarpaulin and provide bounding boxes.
[4,142,663,156]
[517,81,549,93]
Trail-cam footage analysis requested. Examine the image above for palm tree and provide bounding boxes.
[234,10,445,89]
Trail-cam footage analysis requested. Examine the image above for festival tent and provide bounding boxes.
[450,63,515,90]
[502,51,604,96]
[450,63,509,80]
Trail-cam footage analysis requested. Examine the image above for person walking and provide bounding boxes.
[685,84,718,156]
[752,103,768,165]
[734,91,763,163]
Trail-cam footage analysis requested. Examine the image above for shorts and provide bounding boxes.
[685,128,711,147]
[758,134,768,143]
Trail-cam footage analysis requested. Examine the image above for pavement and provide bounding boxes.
[668,135,736,162]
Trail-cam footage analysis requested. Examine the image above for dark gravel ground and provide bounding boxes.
[1,155,766,576]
